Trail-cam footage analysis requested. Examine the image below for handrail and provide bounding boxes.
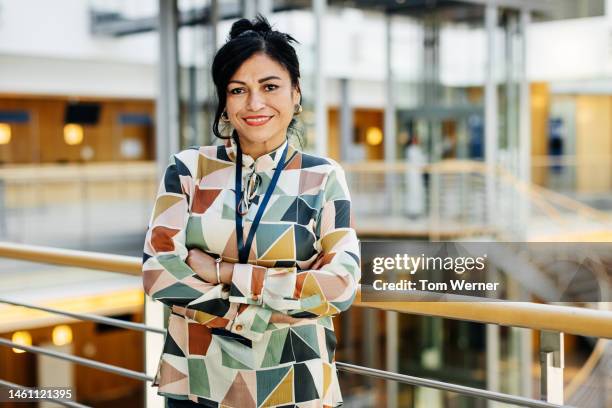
[0,241,139,275]
[356,295,612,339]
[0,241,611,338]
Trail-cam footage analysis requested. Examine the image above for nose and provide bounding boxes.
[246,90,265,112]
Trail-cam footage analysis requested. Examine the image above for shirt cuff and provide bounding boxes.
[228,304,273,342]
[229,263,266,305]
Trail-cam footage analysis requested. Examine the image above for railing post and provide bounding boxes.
[485,3,499,231]
[539,330,564,404]
[313,0,328,157]
[386,311,399,408]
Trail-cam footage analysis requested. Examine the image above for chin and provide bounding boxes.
[239,128,283,145]
[240,133,274,145]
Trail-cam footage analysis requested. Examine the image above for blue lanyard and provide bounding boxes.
[235,136,289,264]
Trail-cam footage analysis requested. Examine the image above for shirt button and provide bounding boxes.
[234,324,243,332]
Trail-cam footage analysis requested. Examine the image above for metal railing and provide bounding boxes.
[1,242,611,407]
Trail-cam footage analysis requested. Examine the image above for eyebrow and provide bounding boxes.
[228,76,282,85]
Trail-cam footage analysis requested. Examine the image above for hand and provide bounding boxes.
[269,312,302,325]
[186,248,234,284]
[186,249,219,284]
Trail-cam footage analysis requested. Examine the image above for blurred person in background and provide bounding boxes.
[405,133,426,218]
[142,15,361,407]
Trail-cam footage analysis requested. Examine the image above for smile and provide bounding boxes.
[243,116,272,126]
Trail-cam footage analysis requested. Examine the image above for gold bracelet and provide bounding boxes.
[215,257,222,284]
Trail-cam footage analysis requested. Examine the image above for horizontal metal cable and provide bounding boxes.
[336,362,571,408]
[0,378,91,408]
[0,297,166,335]
[0,338,154,383]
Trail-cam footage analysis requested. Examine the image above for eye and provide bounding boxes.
[229,87,245,95]
[264,84,279,92]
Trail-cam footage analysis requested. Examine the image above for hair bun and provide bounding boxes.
[229,15,273,40]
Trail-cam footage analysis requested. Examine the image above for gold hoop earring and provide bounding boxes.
[293,104,303,116]
[221,111,230,122]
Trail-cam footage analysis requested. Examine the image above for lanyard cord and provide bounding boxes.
[235,137,289,264]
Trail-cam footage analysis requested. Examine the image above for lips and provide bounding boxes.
[243,115,272,126]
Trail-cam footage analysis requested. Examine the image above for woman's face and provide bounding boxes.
[225,53,300,154]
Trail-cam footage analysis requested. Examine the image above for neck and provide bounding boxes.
[237,134,286,160]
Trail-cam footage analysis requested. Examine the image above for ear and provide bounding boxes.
[292,85,301,105]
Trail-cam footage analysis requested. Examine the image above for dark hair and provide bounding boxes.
[211,15,303,143]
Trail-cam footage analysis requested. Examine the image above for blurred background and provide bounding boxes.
[0,0,610,407]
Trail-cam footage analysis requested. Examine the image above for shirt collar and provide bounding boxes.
[225,136,293,172]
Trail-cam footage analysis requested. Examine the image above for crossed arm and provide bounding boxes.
[184,249,301,325]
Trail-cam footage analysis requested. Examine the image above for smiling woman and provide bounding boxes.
[142,15,361,408]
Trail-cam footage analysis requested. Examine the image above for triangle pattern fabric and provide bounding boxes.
[221,348,251,369]
[223,229,239,261]
[294,224,316,260]
[324,328,337,363]
[323,362,332,400]
[255,223,291,257]
[159,359,188,386]
[279,332,295,364]
[292,326,320,356]
[290,328,320,362]
[142,268,163,294]
[261,367,294,407]
[280,198,298,222]
[261,328,289,368]
[261,225,295,261]
[153,282,202,302]
[293,362,320,403]
[187,359,210,398]
[263,195,295,222]
[259,172,288,196]
[221,373,256,408]
[256,365,291,407]
[299,170,326,195]
[162,332,185,357]
[297,199,317,225]
[152,195,184,221]
[185,217,207,251]
[197,154,234,179]
[300,154,328,169]
[188,323,212,356]
[192,187,221,214]
[284,152,302,170]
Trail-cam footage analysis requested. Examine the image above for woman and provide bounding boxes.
[142,16,361,408]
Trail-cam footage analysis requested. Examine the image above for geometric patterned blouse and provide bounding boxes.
[142,136,361,407]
